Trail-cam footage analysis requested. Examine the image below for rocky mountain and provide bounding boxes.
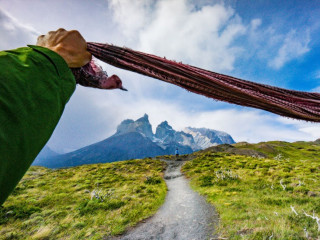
[154,122,235,151]
[115,114,154,139]
[155,121,198,150]
[35,114,235,168]
[184,127,235,149]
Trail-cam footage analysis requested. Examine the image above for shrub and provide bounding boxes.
[144,176,162,185]
[199,176,214,187]
[77,199,125,215]
[1,205,41,221]
[73,222,86,229]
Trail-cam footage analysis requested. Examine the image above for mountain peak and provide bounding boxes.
[116,114,153,139]
[155,121,175,140]
[34,114,236,168]
[158,121,172,129]
[137,113,149,122]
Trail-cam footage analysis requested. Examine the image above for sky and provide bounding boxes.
[1,0,320,153]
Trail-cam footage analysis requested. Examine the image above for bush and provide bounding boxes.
[199,176,214,187]
[144,176,162,185]
[73,222,86,229]
[77,199,125,215]
[0,205,41,221]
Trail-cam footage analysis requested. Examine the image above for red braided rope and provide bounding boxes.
[86,42,320,122]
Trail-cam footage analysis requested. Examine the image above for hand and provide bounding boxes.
[36,28,91,68]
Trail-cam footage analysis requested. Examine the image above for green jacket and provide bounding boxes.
[0,45,76,205]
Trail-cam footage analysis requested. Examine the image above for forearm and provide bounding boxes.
[0,46,76,205]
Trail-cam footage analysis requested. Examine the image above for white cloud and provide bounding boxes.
[48,80,318,152]
[314,70,320,79]
[250,18,262,31]
[108,0,246,71]
[245,19,312,70]
[298,125,320,140]
[108,0,153,39]
[276,117,320,141]
[0,8,39,50]
[109,0,313,72]
[1,1,318,153]
[311,86,320,92]
[269,29,310,69]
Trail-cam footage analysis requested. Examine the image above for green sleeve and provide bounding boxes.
[0,45,76,205]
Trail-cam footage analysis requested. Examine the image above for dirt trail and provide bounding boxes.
[117,160,218,240]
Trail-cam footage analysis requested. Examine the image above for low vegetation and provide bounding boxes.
[182,141,320,239]
[0,159,166,239]
[2,140,319,239]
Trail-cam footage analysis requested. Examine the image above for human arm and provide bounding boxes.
[0,29,90,205]
[0,28,127,206]
[0,45,76,205]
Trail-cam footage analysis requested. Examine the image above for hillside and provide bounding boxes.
[2,140,319,239]
[32,146,59,166]
[182,140,320,239]
[0,159,166,239]
[44,132,167,168]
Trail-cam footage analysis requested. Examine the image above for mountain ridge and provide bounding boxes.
[35,114,235,168]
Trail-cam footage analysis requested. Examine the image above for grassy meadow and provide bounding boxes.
[182,141,320,239]
[0,159,166,240]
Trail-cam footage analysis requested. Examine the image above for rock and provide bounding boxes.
[116,114,153,139]
[6,210,14,216]
[233,141,250,147]
[307,191,319,197]
[155,121,196,153]
[155,121,175,140]
[135,114,154,139]
[198,144,266,158]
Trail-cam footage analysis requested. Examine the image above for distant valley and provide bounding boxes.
[34,114,235,168]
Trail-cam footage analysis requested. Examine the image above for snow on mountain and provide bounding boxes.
[116,114,235,151]
[36,114,236,168]
[184,127,235,150]
[155,121,199,150]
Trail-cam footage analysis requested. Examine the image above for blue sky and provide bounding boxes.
[1,0,320,153]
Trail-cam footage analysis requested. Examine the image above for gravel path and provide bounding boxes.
[117,160,218,240]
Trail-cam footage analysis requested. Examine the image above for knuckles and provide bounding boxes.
[37,35,44,40]
[37,28,89,67]
[68,30,81,37]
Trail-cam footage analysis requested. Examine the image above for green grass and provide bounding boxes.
[0,159,167,240]
[182,141,320,239]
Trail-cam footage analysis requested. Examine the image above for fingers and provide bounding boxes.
[68,30,87,47]
[68,30,82,36]
[38,28,66,43]
[36,28,90,67]
[81,51,92,67]
[48,28,66,35]
[37,35,45,41]
[36,35,45,45]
